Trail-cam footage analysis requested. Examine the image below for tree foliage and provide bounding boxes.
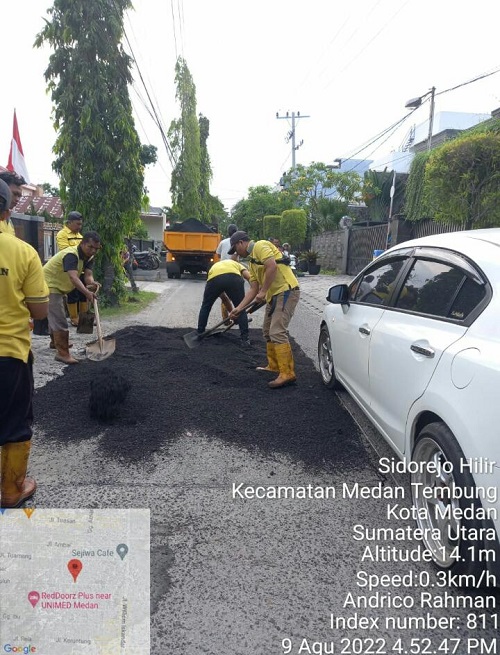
[140,144,158,168]
[280,162,363,235]
[263,215,282,240]
[198,114,212,217]
[315,196,349,231]
[41,182,59,197]
[281,209,307,248]
[168,57,202,220]
[403,151,433,221]
[35,0,144,304]
[363,170,407,222]
[424,133,500,228]
[230,186,293,238]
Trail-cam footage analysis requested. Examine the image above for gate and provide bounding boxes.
[346,224,387,275]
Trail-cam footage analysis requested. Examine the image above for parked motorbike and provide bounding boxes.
[132,248,160,270]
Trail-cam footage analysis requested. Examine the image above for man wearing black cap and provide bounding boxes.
[228,231,300,388]
[0,179,49,507]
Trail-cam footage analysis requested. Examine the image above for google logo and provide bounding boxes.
[3,645,37,653]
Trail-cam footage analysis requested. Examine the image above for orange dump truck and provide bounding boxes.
[164,218,221,279]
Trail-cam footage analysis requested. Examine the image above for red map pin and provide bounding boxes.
[67,559,83,582]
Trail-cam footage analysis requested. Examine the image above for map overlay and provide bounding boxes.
[0,508,150,654]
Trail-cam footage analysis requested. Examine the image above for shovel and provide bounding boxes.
[86,298,116,361]
[183,300,264,349]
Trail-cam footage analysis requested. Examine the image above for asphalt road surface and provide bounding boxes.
[28,272,499,654]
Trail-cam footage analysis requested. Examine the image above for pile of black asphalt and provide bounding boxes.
[33,325,370,472]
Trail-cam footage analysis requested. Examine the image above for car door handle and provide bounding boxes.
[358,326,371,336]
[410,344,435,358]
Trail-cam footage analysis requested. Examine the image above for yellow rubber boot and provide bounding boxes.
[256,342,279,372]
[268,342,296,388]
[67,302,79,327]
[1,441,37,508]
[79,301,89,314]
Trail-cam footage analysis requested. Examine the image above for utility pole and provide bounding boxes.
[276,111,310,170]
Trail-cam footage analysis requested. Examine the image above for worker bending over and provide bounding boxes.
[198,258,251,347]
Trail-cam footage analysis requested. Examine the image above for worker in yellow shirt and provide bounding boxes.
[0,179,49,508]
[229,231,300,388]
[56,211,86,326]
[43,231,101,364]
[0,170,25,235]
[197,259,251,346]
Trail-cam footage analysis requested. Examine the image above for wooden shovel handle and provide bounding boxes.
[93,298,104,353]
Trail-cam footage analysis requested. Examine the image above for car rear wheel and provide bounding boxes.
[318,325,343,390]
[411,422,490,581]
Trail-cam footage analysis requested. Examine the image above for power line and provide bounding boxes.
[436,65,500,97]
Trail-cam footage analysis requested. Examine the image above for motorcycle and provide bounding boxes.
[132,248,160,270]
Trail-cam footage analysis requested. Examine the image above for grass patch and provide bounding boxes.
[99,291,159,319]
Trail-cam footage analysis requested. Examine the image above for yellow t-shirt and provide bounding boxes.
[247,240,299,302]
[56,225,83,251]
[43,246,86,294]
[0,218,16,235]
[207,259,247,281]
[0,233,49,362]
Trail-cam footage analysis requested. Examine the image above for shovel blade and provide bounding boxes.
[77,311,95,334]
[86,337,116,361]
[183,330,202,349]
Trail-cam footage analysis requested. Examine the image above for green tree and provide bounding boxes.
[231,186,293,238]
[404,151,433,221]
[205,195,227,230]
[140,144,158,168]
[425,133,500,228]
[198,114,212,218]
[281,162,363,236]
[316,197,349,231]
[263,215,282,239]
[168,57,202,220]
[281,209,307,248]
[362,170,406,222]
[41,182,59,197]
[35,0,144,304]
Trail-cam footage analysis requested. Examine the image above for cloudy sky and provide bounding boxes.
[2,0,500,212]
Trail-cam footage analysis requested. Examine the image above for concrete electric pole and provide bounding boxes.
[276,111,310,170]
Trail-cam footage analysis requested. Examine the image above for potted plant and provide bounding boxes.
[297,252,309,272]
[305,250,321,275]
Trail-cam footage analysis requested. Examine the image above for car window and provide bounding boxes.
[448,276,486,320]
[351,260,405,305]
[394,259,486,319]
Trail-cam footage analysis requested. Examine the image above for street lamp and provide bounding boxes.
[405,86,436,151]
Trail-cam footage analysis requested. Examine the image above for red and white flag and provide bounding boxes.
[7,110,31,184]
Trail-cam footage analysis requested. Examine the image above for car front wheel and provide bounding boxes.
[318,325,343,390]
[411,422,491,582]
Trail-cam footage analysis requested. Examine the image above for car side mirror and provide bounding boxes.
[326,284,349,304]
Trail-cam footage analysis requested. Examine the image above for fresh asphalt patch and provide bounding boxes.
[33,325,371,476]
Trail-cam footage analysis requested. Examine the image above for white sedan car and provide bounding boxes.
[318,228,500,582]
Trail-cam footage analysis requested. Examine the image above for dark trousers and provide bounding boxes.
[0,353,34,445]
[67,274,86,304]
[198,273,248,339]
